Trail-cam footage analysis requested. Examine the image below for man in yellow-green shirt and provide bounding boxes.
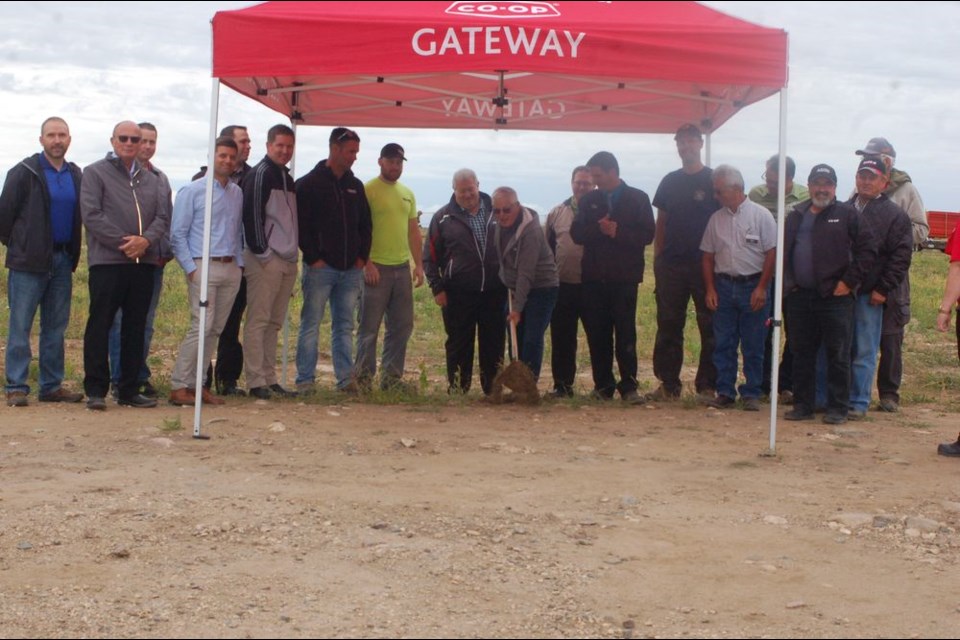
[355,143,424,391]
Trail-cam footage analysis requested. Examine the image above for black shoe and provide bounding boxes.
[545,388,574,400]
[268,383,297,398]
[784,407,814,421]
[708,395,736,409]
[249,386,272,400]
[110,384,120,401]
[86,396,107,411]
[117,394,158,408]
[938,433,960,457]
[139,381,158,399]
[220,383,246,397]
[822,412,847,425]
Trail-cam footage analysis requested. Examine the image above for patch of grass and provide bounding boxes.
[1,243,956,413]
[160,416,182,432]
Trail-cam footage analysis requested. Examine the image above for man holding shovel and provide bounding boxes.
[492,187,558,382]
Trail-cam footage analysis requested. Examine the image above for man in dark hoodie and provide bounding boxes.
[854,137,928,413]
[570,151,656,404]
[0,117,84,407]
[424,169,506,395]
[294,127,372,394]
[80,120,170,410]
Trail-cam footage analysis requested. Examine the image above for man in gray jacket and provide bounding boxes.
[493,186,558,382]
[80,121,170,410]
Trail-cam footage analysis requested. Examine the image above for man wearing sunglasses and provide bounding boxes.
[79,121,171,410]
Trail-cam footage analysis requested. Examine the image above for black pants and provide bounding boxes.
[652,259,715,394]
[876,330,903,403]
[550,282,586,394]
[205,277,246,390]
[581,281,639,397]
[84,264,156,399]
[788,289,854,416]
[441,288,506,395]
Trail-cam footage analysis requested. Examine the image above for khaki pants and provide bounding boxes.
[242,251,298,389]
[171,260,242,389]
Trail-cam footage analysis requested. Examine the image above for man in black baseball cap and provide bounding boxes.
[380,143,407,161]
[355,141,423,394]
[853,137,929,414]
[781,162,876,425]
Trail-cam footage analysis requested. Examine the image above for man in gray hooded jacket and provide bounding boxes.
[80,120,170,410]
[493,186,559,382]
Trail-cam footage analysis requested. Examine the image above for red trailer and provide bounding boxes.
[925,211,960,250]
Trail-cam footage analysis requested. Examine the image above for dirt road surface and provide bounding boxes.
[2,397,959,638]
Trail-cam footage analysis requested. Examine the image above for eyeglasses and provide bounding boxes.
[572,181,594,188]
[335,128,359,143]
[492,203,517,215]
[117,135,141,144]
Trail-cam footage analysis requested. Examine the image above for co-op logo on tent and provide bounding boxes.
[445,1,561,19]
[413,2,584,57]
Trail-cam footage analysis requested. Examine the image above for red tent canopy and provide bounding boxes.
[212,1,787,134]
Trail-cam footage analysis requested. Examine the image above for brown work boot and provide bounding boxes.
[39,388,83,403]
[200,388,225,405]
[168,387,196,407]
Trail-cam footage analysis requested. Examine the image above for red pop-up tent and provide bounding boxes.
[193,1,791,448]
[212,0,786,134]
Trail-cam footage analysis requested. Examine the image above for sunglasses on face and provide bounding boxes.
[117,135,141,144]
[492,203,517,215]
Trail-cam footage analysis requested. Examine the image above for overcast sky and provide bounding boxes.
[2,1,959,216]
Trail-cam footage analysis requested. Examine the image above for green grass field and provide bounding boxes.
[0,242,957,410]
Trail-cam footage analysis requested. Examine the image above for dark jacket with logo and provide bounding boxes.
[424,192,504,295]
[783,198,876,298]
[570,180,656,283]
[0,153,83,272]
[295,160,372,270]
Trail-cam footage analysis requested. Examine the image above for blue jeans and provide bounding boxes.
[5,251,73,395]
[109,265,164,385]
[514,286,558,382]
[848,293,884,412]
[295,264,363,388]
[712,277,769,400]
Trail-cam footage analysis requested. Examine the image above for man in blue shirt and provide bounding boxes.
[168,137,245,407]
[0,117,84,407]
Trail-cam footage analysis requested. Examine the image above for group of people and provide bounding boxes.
[0,118,954,427]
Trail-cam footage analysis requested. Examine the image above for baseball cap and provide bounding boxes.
[808,163,838,185]
[857,156,887,177]
[855,137,896,158]
[380,143,407,161]
[674,123,703,140]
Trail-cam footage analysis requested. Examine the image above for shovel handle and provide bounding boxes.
[508,291,519,362]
